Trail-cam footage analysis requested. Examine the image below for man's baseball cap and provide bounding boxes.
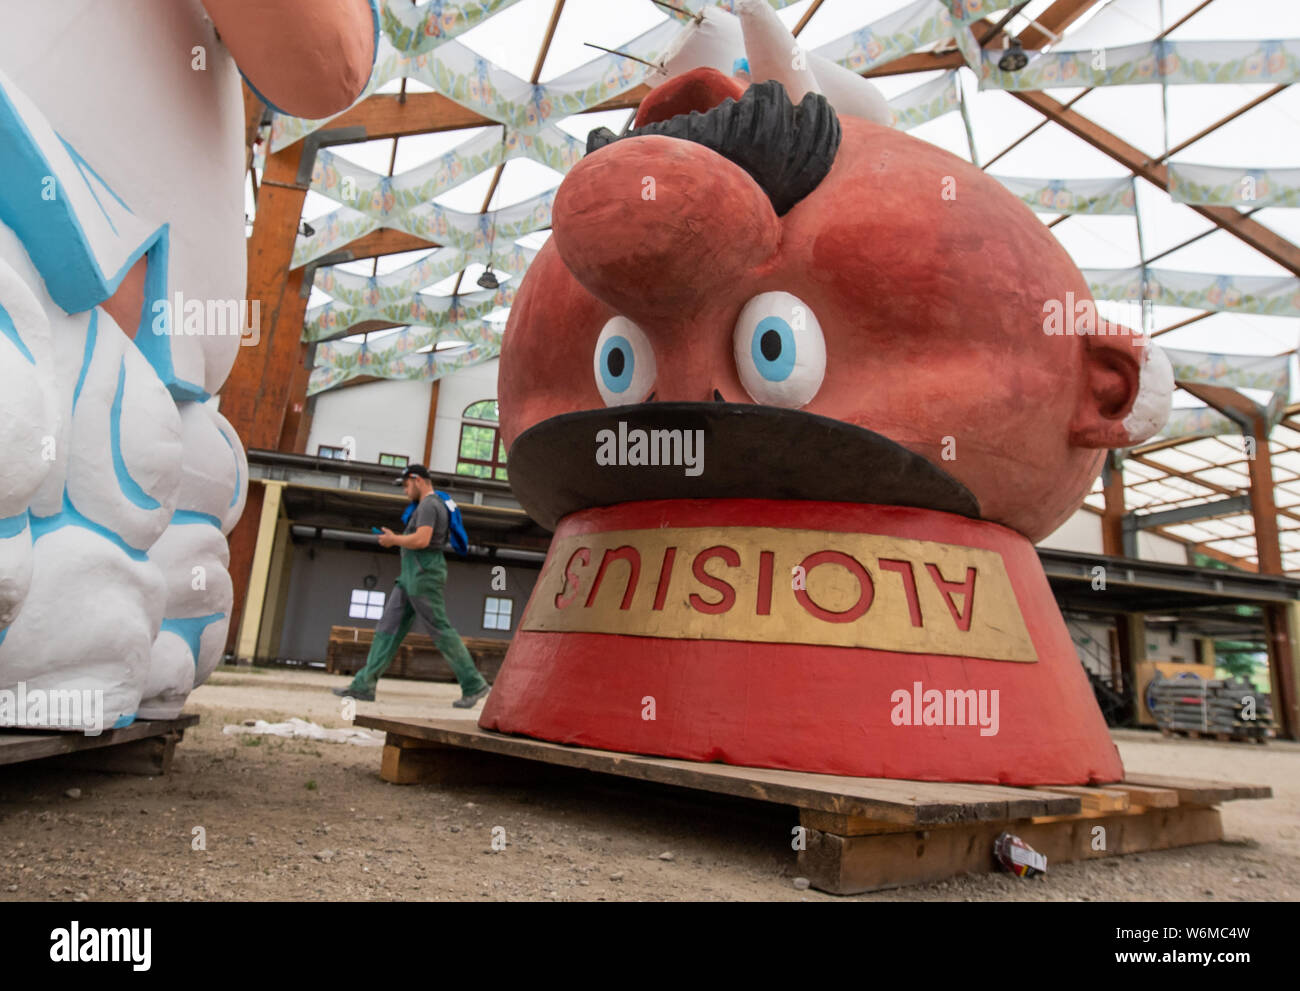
[394,464,432,485]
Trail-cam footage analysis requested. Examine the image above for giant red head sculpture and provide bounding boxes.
[480,6,1172,785]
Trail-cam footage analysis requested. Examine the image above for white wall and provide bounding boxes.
[1036,508,1189,565]
[1036,509,1104,553]
[306,378,431,463]
[305,359,502,472]
[429,358,501,476]
[1137,530,1190,565]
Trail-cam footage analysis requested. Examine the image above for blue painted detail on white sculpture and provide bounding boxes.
[0,77,208,403]
[171,509,223,528]
[112,712,135,729]
[128,229,211,404]
[73,309,98,407]
[0,512,28,539]
[31,494,149,561]
[55,133,134,235]
[0,75,164,314]
[0,301,34,363]
[110,358,163,511]
[220,428,241,509]
[160,613,225,664]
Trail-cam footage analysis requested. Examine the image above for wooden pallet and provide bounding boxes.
[0,715,198,776]
[355,715,1272,895]
[326,626,508,683]
[1159,726,1269,744]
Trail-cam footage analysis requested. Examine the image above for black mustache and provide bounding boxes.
[586,80,842,216]
[507,403,980,531]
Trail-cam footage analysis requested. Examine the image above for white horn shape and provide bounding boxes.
[651,7,892,126]
[809,58,891,126]
[735,0,822,102]
[651,6,745,82]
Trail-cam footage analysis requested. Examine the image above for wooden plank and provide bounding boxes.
[379,739,536,786]
[322,86,649,143]
[1122,773,1272,803]
[800,809,940,837]
[801,806,1223,895]
[1109,783,1180,808]
[0,715,198,767]
[50,734,176,776]
[357,716,1080,823]
[1036,785,1131,813]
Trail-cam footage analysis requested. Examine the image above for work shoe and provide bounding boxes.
[332,686,375,702]
[452,685,491,709]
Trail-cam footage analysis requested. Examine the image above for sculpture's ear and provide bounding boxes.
[1069,323,1173,449]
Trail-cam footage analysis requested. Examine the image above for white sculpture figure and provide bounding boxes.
[0,0,376,729]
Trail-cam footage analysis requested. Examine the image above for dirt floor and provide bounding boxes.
[0,665,1296,902]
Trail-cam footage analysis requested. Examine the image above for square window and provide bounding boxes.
[483,596,513,631]
[350,588,385,620]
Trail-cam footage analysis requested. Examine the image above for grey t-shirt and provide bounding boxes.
[406,493,448,551]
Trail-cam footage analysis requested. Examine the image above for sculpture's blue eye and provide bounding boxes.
[599,335,634,393]
[749,317,796,382]
[733,292,826,408]
[594,317,656,406]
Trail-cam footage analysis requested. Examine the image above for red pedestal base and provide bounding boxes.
[479,499,1123,785]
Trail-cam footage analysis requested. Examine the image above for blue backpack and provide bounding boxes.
[437,490,470,557]
[400,491,469,556]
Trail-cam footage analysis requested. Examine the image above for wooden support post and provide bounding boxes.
[1197,637,1216,668]
[1116,612,1146,704]
[277,341,315,452]
[1242,415,1298,739]
[423,379,441,467]
[1265,602,1299,740]
[255,515,295,663]
[224,480,265,654]
[1246,416,1282,574]
[234,480,286,664]
[221,140,310,451]
[1101,456,1125,557]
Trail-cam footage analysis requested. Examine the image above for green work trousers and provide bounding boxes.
[349,548,487,696]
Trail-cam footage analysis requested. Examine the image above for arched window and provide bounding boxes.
[456,399,507,481]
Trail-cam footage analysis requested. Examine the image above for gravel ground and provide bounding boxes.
[0,666,1296,902]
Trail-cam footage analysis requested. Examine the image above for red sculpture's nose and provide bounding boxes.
[552,131,780,328]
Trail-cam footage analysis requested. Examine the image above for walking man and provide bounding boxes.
[333,465,491,708]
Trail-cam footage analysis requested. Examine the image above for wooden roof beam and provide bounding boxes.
[316,86,648,145]
[1012,90,1300,277]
